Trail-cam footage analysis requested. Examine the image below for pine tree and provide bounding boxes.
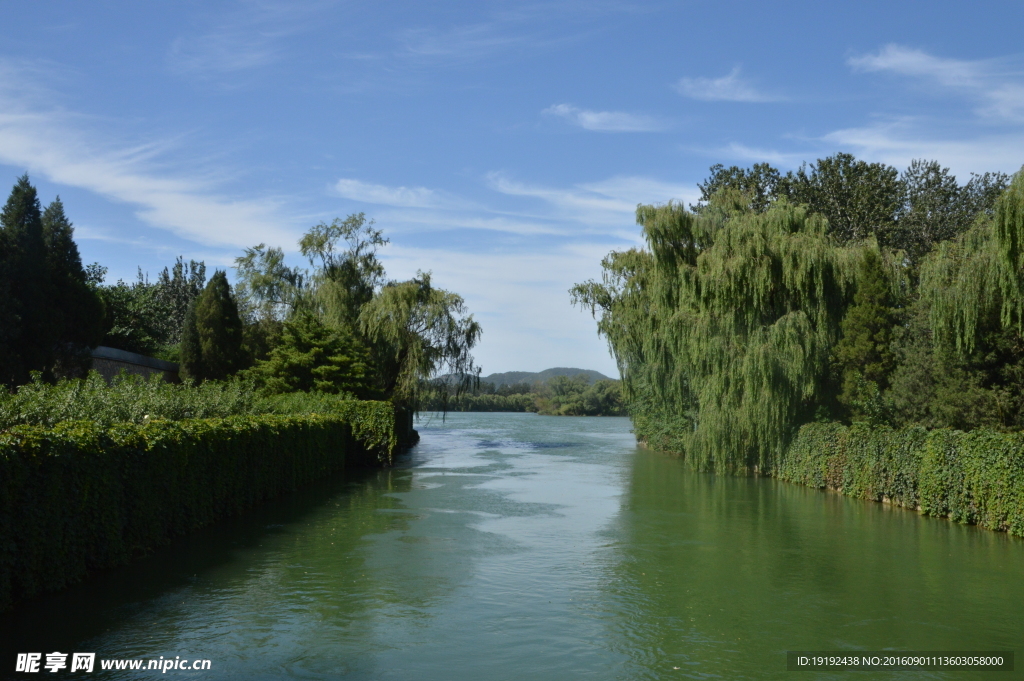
[243,312,374,396]
[42,197,106,377]
[179,271,244,381]
[0,175,57,387]
[834,247,899,419]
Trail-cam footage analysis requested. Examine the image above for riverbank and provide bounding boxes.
[0,402,401,611]
[5,412,1021,680]
[642,419,1024,539]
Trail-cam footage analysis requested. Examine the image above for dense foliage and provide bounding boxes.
[0,371,402,435]
[0,372,260,430]
[780,422,1024,537]
[180,271,246,381]
[575,155,1022,473]
[0,176,105,386]
[236,214,481,410]
[0,403,396,610]
[241,312,374,397]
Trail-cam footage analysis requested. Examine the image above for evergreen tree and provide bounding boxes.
[179,271,244,381]
[834,248,899,420]
[154,256,206,345]
[242,312,373,396]
[0,175,57,387]
[42,197,106,377]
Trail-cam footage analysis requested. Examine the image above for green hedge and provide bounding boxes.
[0,403,396,611]
[779,422,1024,537]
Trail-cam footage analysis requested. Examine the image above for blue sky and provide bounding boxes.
[2,1,1023,376]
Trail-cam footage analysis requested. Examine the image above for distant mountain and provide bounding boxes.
[481,367,613,388]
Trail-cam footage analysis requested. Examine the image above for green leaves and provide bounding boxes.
[180,271,245,382]
[235,216,481,410]
[359,271,481,408]
[0,401,398,611]
[242,312,374,397]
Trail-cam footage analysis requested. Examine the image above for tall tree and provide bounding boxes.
[42,197,106,377]
[781,153,903,246]
[834,247,900,420]
[180,271,244,381]
[0,175,57,387]
[154,257,206,344]
[573,195,867,471]
[359,271,481,408]
[300,213,388,330]
[692,162,782,214]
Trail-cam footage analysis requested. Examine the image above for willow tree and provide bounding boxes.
[922,170,1024,356]
[300,213,388,331]
[236,216,482,410]
[574,191,875,471]
[359,271,481,408]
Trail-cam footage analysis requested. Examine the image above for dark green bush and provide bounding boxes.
[776,423,925,510]
[779,422,1024,537]
[919,429,1024,535]
[0,404,396,611]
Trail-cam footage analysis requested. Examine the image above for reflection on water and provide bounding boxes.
[606,448,1024,680]
[2,413,1022,680]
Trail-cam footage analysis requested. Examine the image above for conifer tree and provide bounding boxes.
[0,175,57,387]
[179,271,244,381]
[834,247,899,419]
[243,312,374,396]
[42,197,106,377]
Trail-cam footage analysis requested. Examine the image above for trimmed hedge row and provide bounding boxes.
[0,403,397,611]
[778,422,1024,537]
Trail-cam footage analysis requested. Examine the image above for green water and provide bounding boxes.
[3,412,1022,679]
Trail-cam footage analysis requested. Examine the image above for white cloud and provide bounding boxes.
[849,44,1024,123]
[820,120,1024,178]
[369,210,569,237]
[675,67,779,102]
[397,23,526,61]
[380,242,622,376]
[715,142,810,168]
[168,32,281,76]
[0,61,297,249]
[848,44,985,89]
[543,103,665,132]
[334,178,450,208]
[488,172,694,222]
[166,0,335,78]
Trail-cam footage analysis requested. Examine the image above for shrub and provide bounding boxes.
[0,404,396,610]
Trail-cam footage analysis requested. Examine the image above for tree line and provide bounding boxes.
[0,175,480,412]
[420,374,627,415]
[573,154,1022,471]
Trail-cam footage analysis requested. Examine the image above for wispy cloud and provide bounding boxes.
[714,142,810,168]
[396,23,528,61]
[543,103,665,132]
[487,172,695,228]
[168,32,281,76]
[334,178,459,209]
[849,44,1024,122]
[820,119,1024,177]
[166,1,335,78]
[381,242,624,375]
[0,60,297,249]
[675,67,780,102]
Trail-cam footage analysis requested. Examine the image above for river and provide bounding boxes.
[3,412,1022,679]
